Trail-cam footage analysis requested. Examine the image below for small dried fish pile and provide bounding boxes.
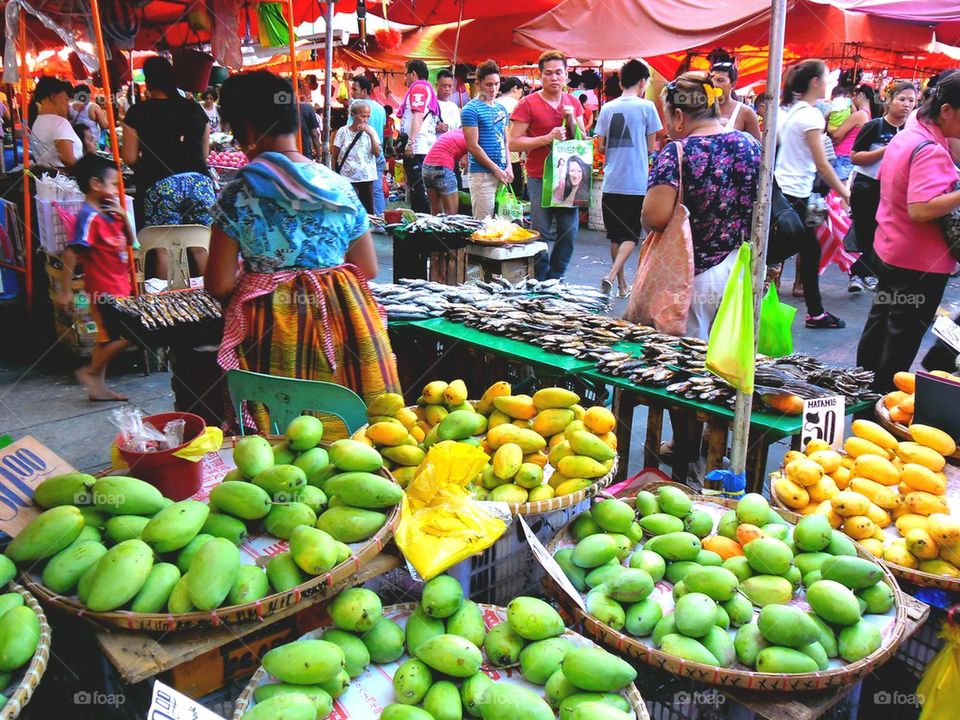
[393,213,485,236]
[759,354,878,405]
[112,290,222,330]
[595,351,737,407]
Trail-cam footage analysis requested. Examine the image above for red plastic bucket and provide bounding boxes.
[115,412,207,500]
[173,50,215,93]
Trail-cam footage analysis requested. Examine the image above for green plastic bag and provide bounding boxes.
[706,243,755,393]
[541,127,592,208]
[757,284,796,358]
[495,184,524,221]
[257,3,290,47]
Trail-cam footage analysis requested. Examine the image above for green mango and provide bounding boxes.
[437,410,486,441]
[309,464,340,491]
[316,506,387,543]
[827,530,858,556]
[0,606,39,671]
[838,620,882,662]
[209,481,272,520]
[232,435,274,478]
[70,526,102,547]
[569,431,616,463]
[634,491,659,517]
[382,704,435,720]
[820,556,884,590]
[296,486,327,516]
[794,515,833,552]
[625,522,644,545]
[329,587,382,632]
[757,604,819,648]
[793,552,832,578]
[407,606,446,654]
[292,447,329,477]
[262,639,345,684]
[585,561,626,589]
[722,594,754,627]
[806,580,862,626]
[717,510,740,540]
[683,566,739,602]
[544,669,578,708]
[252,465,307,502]
[176,534,214,574]
[92,477,166,515]
[568,702,634,720]
[624,598,662,637]
[140,500,209,554]
[652,614,678,646]
[34,472,96,508]
[104,515,150,544]
[756,646,819,673]
[478,683,554,720]
[85,539,154,612]
[639,513,684,536]
[317,669,350,698]
[228,565,270,606]
[740,575,793,607]
[629,550,665,582]
[571,534,619,568]
[76,559,101,605]
[321,628,370,678]
[695,550,723,566]
[784,565,803,589]
[415,633,482,677]
[734,623,768,667]
[807,613,839,657]
[423,680,463,720]
[41,541,107,594]
[554,548,589,591]
[6,506,84,563]
[642,532,702,561]
[664,561,698,585]
[761,523,790,541]
[186,537,240,611]
[673,592,717,639]
[0,557,13,589]
[272,442,297,466]
[714,604,730,630]
[362,617,405,663]
[701,625,736,667]
[798,640,829,670]
[483,621,526,666]
[201,513,248,545]
[803,570,823,587]
[558,694,631,720]
[736,493,771,525]
[324,472,403,509]
[289,525,338,575]
[222,469,244,483]
[609,534,632,561]
[659,633,719,665]
[130,563,181,613]
[0,594,23,619]
[507,596,565,640]
[328,439,384,472]
[602,567,653,603]
[858,582,895,615]
[286,415,323,450]
[266,552,306,592]
[447,599,486,647]
[684,510,714,538]
[421,574,464,618]
[657,485,692,517]
[561,646,636,692]
[393,658,433,705]
[461,672,493,717]
[743,537,793,576]
[166,574,193,613]
[571,512,602,540]
[264,502,317,540]
[672,580,689,601]
[585,589,625,630]
[591,498,634,533]
[519,637,575,685]
[253,683,332,717]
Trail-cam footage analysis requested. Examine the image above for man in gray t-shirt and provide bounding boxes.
[594,59,662,297]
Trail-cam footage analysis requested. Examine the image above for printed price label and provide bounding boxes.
[0,436,76,535]
[801,396,845,451]
[519,515,586,610]
[148,681,225,720]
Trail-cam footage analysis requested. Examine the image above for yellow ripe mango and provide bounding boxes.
[548,433,567,450]
[841,456,856,470]
[528,485,555,502]
[905,528,939,560]
[557,455,609,479]
[849,477,899,510]
[892,500,913,520]
[410,426,426,443]
[785,458,825,487]
[554,478,594,496]
[392,466,417,489]
[807,476,840,503]
[864,502,891,529]
[908,424,957,456]
[476,381,512,415]
[919,559,960,578]
[831,490,870,517]
[583,406,616,435]
[815,500,844,529]
[927,513,960,547]
[531,387,580,411]
[830,466,852,490]
[570,404,586,421]
[896,442,947,473]
[798,504,820,515]
[851,419,900,450]
[773,474,809,509]
[804,439,831,454]
[853,454,899,486]
[784,450,806,466]
[844,436,892,460]
[599,431,618,450]
[493,395,538,420]
[485,424,547,453]
[895,513,930,536]
[860,538,884,557]
[493,443,523,480]
[884,542,918,569]
[808,450,843,473]
[512,419,532,428]
[395,407,419,431]
[523,452,549,468]
[894,372,916,394]
[487,409,512,431]
[424,404,450,427]
[532,408,576,438]
[843,515,876,540]
[905,491,949,517]
[900,463,947,495]
[936,542,960,568]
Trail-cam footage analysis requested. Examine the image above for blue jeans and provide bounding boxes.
[528,177,579,280]
[373,155,387,215]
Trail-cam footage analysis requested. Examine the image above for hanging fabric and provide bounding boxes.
[257,2,291,47]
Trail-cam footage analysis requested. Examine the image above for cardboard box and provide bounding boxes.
[0,436,76,537]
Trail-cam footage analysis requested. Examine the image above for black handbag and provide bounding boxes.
[765,181,806,266]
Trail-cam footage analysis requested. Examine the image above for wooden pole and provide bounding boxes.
[18,12,33,318]
[87,0,138,295]
[286,0,303,154]
[322,1,335,167]
[451,0,465,71]
[728,0,788,479]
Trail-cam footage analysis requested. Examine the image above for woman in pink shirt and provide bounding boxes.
[422,129,467,214]
[856,70,960,391]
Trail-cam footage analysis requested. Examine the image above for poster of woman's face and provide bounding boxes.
[551,148,591,207]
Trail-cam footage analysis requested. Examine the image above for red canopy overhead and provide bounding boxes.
[369,0,562,26]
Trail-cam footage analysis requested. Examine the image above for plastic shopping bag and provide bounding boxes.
[394,441,507,580]
[541,127,592,209]
[706,242,755,393]
[757,284,796,358]
[495,184,524,222]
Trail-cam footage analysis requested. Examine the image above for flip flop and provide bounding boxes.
[600,278,613,295]
[617,290,631,299]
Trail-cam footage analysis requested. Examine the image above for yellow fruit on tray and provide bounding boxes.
[919,560,960,578]
[884,391,910,409]
[894,372,917,394]
[830,466,852,489]
[900,463,946,495]
[798,504,819,515]
[773,475,809,509]
[896,442,947,472]
[843,515,876,540]
[831,490,870,517]
[851,419,900,450]
[884,542,918,569]
[860,538,884,557]
[864,502,891,529]
[895,513,930,535]
[785,458,825,487]
[583,406,616,435]
[890,406,913,426]
[853,454,900,486]
[784,450,806,466]
[927,513,960,546]
[804,439,831,454]
[905,528,940,560]
[844,436,892,460]
[807,476,840,503]
[849,477,899,510]
[554,478,593,496]
[905,491,949,516]
[908,424,957,456]
[493,395,538,421]
[937,542,960,568]
[815,500,844,529]
[476,381,512,415]
[808,450,842,473]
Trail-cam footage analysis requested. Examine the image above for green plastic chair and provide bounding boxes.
[226,370,368,435]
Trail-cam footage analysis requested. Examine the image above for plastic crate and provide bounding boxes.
[36,196,134,255]
[894,586,947,677]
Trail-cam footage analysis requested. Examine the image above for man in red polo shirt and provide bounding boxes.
[510,50,586,280]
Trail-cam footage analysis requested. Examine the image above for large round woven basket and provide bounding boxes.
[231,602,650,720]
[874,398,960,463]
[544,489,910,692]
[22,436,400,632]
[0,583,50,719]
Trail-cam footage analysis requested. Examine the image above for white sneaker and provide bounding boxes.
[848,276,865,293]
[864,276,878,291]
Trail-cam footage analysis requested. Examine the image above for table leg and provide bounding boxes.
[612,388,635,482]
[705,418,728,473]
[746,428,772,494]
[671,410,697,486]
[644,405,663,471]
[790,434,803,452]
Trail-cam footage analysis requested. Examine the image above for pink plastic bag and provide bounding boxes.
[625,142,694,335]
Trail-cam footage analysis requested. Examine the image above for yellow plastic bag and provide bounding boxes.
[394,441,507,580]
[173,426,224,462]
[918,622,960,720]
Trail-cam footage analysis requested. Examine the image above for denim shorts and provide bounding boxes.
[421,164,458,195]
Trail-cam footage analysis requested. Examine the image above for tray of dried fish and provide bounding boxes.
[387,213,484,250]
[757,354,879,406]
[100,289,224,349]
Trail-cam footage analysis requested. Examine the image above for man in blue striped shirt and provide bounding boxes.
[462,60,512,219]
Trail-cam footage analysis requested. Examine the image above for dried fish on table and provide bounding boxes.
[111,289,222,330]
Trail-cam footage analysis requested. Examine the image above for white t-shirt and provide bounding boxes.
[774,101,825,198]
[334,125,377,182]
[438,100,462,131]
[31,114,83,168]
[499,95,520,164]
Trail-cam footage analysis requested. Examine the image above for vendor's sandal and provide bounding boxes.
[600,278,613,295]
[805,311,846,329]
[617,289,631,299]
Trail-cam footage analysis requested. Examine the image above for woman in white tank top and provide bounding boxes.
[709,55,761,141]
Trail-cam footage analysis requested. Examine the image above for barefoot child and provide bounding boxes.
[57,154,134,401]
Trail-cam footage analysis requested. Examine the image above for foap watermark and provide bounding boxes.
[77,491,124,507]
[74,690,125,707]
[875,290,926,308]
[874,691,923,707]
[674,689,726,708]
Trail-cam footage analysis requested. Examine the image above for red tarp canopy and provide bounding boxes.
[369,0,561,26]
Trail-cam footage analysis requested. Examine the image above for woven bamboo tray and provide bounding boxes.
[231,602,650,720]
[770,470,960,593]
[21,436,400,632]
[874,398,960,462]
[0,583,50,720]
[544,491,910,692]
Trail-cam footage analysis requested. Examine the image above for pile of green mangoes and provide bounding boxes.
[553,487,895,674]
[244,576,640,720]
[6,415,402,615]
[0,556,41,710]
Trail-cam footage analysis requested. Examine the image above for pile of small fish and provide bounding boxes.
[595,350,737,407]
[372,277,611,321]
[111,290,222,329]
[393,213,484,235]
[758,354,878,405]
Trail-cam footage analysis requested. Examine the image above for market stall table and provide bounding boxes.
[466,240,548,283]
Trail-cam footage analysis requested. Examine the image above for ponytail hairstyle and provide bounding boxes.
[783,59,827,102]
[918,69,960,122]
[708,48,738,85]
[663,71,721,122]
[855,84,881,118]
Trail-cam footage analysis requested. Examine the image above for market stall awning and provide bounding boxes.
[369,0,562,26]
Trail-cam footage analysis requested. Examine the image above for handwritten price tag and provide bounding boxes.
[148,681,226,720]
[519,515,586,610]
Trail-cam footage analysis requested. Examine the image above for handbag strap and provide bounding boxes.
[336,128,366,173]
[674,141,685,206]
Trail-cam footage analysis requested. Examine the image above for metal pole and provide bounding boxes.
[323,0,335,167]
[88,0,138,295]
[286,0,303,154]
[18,12,33,318]
[729,0,789,478]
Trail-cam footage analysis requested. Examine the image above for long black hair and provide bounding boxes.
[219,71,298,141]
[562,155,591,204]
[919,69,960,122]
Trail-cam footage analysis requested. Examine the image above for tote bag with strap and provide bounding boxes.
[624,141,694,336]
[541,125,593,209]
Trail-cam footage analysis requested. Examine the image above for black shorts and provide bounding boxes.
[602,192,644,244]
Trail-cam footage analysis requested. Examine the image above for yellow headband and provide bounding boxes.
[703,84,724,107]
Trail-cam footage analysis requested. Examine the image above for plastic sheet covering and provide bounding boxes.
[3,0,100,84]
[211,0,243,69]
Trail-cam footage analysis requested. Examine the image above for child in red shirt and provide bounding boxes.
[57,154,135,401]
